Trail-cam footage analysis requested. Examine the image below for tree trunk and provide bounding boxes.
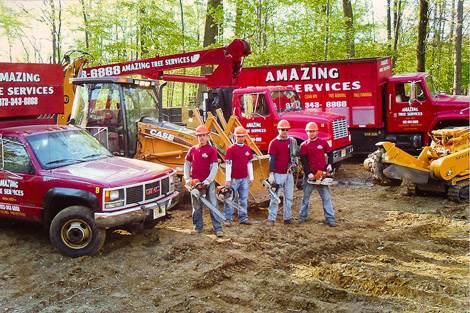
[392,0,402,64]
[198,0,223,107]
[324,0,330,60]
[79,0,89,49]
[387,0,392,51]
[453,0,463,94]
[234,0,243,37]
[49,0,57,63]
[416,0,429,72]
[342,0,355,58]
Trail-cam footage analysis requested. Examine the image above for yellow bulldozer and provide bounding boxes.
[364,127,469,202]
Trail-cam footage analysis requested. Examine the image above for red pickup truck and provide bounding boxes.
[0,63,178,257]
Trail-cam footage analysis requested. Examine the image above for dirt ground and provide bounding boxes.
[0,163,468,313]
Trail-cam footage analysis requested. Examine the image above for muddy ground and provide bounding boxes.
[0,163,468,313]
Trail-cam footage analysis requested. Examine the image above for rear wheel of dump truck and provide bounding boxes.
[49,206,106,258]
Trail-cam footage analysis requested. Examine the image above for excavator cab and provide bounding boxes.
[70,77,160,157]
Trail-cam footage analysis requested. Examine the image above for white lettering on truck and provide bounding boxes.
[0,72,41,82]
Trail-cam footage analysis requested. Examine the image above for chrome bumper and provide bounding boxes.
[94,191,179,228]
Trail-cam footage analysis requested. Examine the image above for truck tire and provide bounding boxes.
[49,206,106,258]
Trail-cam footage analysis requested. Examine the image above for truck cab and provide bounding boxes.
[229,86,353,164]
[386,73,469,148]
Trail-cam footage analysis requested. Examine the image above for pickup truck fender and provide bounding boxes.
[42,188,99,226]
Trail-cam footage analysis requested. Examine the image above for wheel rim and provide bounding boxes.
[60,219,93,250]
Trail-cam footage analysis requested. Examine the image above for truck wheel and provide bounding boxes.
[49,206,106,258]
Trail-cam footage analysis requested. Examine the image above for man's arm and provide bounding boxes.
[183,161,191,182]
[203,162,218,185]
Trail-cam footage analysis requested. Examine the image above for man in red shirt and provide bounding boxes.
[224,126,254,225]
[184,125,223,237]
[266,119,298,225]
[298,122,336,227]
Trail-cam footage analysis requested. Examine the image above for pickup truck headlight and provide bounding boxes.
[104,189,125,209]
[105,189,124,202]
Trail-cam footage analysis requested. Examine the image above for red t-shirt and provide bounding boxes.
[268,138,291,174]
[299,138,331,172]
[226,144,253,179]
[185,144,218,181]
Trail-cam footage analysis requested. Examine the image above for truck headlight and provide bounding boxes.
[105,189,124,202]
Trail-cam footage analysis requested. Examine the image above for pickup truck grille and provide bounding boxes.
[125,175,172,205]
[161,177,170,195]
[126,185,143,205]
[332,119,349,140]
[145,181,161,201]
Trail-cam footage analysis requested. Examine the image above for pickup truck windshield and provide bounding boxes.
[27,129,112,169]
[270,90,302,113]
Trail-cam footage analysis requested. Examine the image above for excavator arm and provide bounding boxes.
[80,39,251,88]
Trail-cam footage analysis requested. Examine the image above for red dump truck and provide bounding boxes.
[0,63,178,257]
[238,57,470,153]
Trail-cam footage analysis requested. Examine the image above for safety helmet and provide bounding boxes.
[195,125,209,135]
[234,126,248,136]
[277,119,291,129]
[305,121,319,131]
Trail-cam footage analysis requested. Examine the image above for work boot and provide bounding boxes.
[239,219,253,225]
[215,230,224,237]
[283,219,292,225]
[263,219,275,226]
[327,221,337,227]
[192,227,203,234]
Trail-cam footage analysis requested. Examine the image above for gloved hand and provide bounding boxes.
[308,173,314,180]
[225,181,231,188]
[326,164,333,173]
[202,179,211,186]
[268,172,275,184]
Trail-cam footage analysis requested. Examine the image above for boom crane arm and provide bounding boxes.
[81,39,251,88]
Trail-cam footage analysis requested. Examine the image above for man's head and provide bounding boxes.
[233,126,247,144]
[195,125,210,145]
[305,121,319,140]
[277,120,290,139]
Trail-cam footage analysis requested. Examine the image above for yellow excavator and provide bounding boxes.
[364,127,469,202]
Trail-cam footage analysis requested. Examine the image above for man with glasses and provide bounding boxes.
[298,122,336,227]
[184,124,224,237]
[265,119,298,225]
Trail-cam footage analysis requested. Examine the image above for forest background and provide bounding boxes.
[0,0,468,108]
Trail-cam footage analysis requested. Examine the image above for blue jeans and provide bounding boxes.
[223,177,249,223]
[268,173,294,221]
[191,182,222,232]
[298,177,335,223]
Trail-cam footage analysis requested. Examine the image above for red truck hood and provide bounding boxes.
[433,93,470,109]
[49,157,171,187]
[279,109,344,124]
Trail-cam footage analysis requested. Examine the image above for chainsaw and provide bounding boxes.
[185,179,226,221]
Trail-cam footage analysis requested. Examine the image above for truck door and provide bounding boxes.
[236,92,274,150]
[0,137,42,222]
[387,80,431,133]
